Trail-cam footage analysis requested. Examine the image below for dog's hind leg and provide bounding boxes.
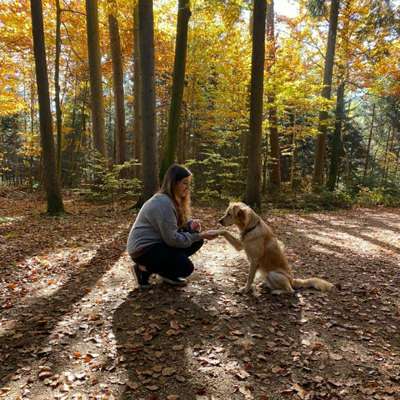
[239,262,258,294]
[267,271,294,294]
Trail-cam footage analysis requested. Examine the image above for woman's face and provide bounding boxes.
[174,176,191,200]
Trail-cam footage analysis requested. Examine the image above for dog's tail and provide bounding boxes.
[293,277,333,292]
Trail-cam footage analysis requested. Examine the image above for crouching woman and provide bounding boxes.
[127,164,219,288]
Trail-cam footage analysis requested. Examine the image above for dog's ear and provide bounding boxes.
[236,207,246,222]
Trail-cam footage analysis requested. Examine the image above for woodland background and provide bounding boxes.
[1,2,400,399]
[1,0,400,209]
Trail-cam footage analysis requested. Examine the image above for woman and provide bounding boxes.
[127,164,219,288]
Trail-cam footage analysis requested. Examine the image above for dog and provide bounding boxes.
[217,202,333,294]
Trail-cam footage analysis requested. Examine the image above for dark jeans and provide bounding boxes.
[133,240,204,280]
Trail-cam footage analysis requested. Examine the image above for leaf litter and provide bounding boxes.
[0,195,399,399]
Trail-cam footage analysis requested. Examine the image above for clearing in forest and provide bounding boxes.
[1,193,399,399]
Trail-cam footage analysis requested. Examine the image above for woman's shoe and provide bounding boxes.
[131,263,151,289]
[161,276,187,286]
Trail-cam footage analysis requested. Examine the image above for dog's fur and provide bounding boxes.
[217,202,333,294]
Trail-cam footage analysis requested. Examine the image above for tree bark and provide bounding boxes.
[138,0,159,199]
[312,0,340,187]
[266,0,280,191]
[363,103,375,183]
[85,0,107,158]
[327,81,345,191]
[245,0,266,208]
[108,12,126,165]
[382,126,393,184]
[30,0,64,214]
[159,0,191,180]
[55,0,62,179]
[133,4,142,178]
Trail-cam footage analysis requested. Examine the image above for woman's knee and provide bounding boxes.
[186,239,204,256]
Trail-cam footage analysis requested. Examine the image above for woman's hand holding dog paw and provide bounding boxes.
[200,230,221,240]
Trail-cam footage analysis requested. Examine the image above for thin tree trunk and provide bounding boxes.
[327,81,345,191]
[159,0,191,180]
[266,0,280,191]
[385,128,396,181]
[312,0,340,187]
[245,0,266,208]
[382,126,392,184]
[138,0,159,200]
[177,103,188,163]
[85,0,107,158]
[108,12,126,165]
[133,3,142,178]
[290,131,297,190]
[363,103,375,182]
[30,0,64,214]
[55,0,62,178]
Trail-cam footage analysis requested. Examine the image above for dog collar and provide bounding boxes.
[241,219,260,239]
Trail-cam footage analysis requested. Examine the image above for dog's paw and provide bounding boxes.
[238,286,251,295]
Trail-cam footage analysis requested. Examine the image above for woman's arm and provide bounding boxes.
[152,200,201,248]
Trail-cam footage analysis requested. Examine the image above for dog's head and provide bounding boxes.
[218,202,250,227]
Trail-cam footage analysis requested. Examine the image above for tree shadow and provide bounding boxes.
[0,229,127,386]
[300,214,400,255]
[113,265,304,399]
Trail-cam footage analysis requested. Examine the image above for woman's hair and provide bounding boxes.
[159,164,192,227]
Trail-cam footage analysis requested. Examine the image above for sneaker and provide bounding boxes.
[131,263,151,289]
[161,276,187,286]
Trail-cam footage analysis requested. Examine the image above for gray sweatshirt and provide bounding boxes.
[127,193,202,258]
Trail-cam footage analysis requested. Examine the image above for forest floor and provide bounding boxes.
[0,190,399,400]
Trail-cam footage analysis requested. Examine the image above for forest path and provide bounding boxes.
[1,193,399,399]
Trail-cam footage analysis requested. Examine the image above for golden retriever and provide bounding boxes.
[217,202,333,294]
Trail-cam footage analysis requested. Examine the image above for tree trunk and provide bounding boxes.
[363,103,375,182]
[327,81,345,191]
[177,103,188,163]
[138,0,159,200]
[30,0,64,214]
[108,13,126,165]
[55,0,62,179]
[245,0,266,208]
[312,0,340,187]
[85,0,107,158]
[133,3,142,178]
[159,0,191,180]
[266,0,280,191]
[382,126,392,184]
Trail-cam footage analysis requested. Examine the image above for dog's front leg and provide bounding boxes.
[239,262,258,294]
[217,230,244,251]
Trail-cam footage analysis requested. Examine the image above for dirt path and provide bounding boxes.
[1,194,399,399]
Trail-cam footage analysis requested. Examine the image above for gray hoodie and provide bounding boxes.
[127,193,202,258]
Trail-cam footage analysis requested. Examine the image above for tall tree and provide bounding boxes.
[54,0,62,178]
[85,0,107,158]
[266,0,281,191]
[327,81,345,190]
[363,103,375,182]
[159,0,191,180]
[133,3,142,178]
[312,0,340,187]
[108,11,126,164]
[138,0,159,199]
[30,0,64,214]
[245,0,266,208]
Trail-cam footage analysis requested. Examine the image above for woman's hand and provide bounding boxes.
[200,229,221,240]
[189,219,201,232]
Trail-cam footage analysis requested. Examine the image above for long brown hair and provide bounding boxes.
[159,164,192,227]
